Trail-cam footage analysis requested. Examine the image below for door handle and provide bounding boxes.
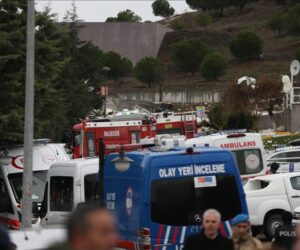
[292,195,300,198]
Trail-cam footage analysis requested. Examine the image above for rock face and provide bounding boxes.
[78,22,172,64]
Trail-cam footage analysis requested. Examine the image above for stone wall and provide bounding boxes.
[78,22,172,64]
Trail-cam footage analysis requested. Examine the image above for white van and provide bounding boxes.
[185,132,268,179]
[0,142,70,229]
[40,158,99,227]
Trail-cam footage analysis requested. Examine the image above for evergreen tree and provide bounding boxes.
[0,0,27,145]
[152,0,175,18]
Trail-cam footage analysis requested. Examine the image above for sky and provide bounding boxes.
[35,1,193,22]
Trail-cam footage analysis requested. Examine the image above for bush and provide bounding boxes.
[196,12,212,28]
[170,19,185,30]
[286,4,300,34]
[268,12,287,36]
[171,38,209,73]
[225,111,256,130]
[200,53,227,81]
[295,48,300,61]
[229,31,264,60]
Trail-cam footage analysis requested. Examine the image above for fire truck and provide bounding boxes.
[71,111,197,158]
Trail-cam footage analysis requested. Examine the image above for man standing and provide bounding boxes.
[231,214,264,250]
[272,211,296,250]
[184,209,234,250]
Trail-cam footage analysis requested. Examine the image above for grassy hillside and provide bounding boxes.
[156,0,300,89]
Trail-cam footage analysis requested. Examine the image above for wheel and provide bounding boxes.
[265,213,283,240]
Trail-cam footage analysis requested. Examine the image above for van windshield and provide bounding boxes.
[231,149,264,175]
[8,171,47,203]
[151,175,242,226]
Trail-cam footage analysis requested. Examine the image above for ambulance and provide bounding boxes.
[185,133,268,179]
[0,141,70,229]
[41,146,248,250]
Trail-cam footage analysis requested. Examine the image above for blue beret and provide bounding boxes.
[232,214,249,226]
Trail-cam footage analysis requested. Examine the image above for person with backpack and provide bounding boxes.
[231,214,264,250]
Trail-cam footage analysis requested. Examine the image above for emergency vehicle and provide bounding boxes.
[72,112,197,158]
[185,133,268,179]
[41,146,248,250]
[0,141,70,229]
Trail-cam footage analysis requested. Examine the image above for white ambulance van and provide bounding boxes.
[0,141,70,229]
[185,132,268,179]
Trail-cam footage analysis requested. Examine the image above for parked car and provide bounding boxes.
[244,172,300,239]
[267,146,300,172]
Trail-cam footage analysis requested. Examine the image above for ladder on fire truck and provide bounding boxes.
[182,112,196,138]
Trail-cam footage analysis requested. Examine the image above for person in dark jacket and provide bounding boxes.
[272,211,296,250]
[184,209,234,250]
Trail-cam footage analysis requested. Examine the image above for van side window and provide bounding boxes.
[291,176,300,190]
[0,179,13,214]
[151,175,242,226]
[50,177,73,211]
[40,183,48,218]
[84,174,98,201]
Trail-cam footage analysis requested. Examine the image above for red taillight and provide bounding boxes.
[227,133,246,138]
[137,228,151,250]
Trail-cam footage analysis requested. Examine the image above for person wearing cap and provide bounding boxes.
[184,209,234,250]
[272,211,296,250]
[231,214,264,250]
[0,225,15,250]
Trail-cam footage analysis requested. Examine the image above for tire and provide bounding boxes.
[265,213,283,240]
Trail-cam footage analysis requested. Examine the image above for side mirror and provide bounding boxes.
[32,202,39,217]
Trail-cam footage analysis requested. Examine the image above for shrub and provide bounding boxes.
[295,48,300,61]
[200,53,227,81]
[171,38,209,73]
[229,31,264,60]
[170,19,185,30]
[196,12,212,28]
[268,12,287,36]
[286,4,300,34]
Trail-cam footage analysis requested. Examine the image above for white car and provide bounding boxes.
[244,172,300,239]
[267,146,300,172]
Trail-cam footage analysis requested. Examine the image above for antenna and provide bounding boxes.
[290,60,300,76]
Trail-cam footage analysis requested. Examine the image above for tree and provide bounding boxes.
[0,0,26,145]
[200,53,227,81]
[208,104,226,130]
[186,0,208,11]
[101,51,133,88]
[135,57,165,88]
[253,76,283,130]
[295,47,300,61]
[225,111,256,130]
[273,0,287,5]
[152,0,175,18]
[229,0,260,12]
[229,31,264,60]
[106,9,141,22]
[286,4,300,34]
[268,12,287,36]
[196,12,212,28]
[171,38,209,73]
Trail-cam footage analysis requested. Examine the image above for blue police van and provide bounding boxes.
[104,147,248,250]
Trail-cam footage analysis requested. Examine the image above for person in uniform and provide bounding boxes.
[184,209,234,250]
[272,211,296,250]
[231,214,264,250]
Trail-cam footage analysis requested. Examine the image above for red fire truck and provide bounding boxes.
[72,112,197,158]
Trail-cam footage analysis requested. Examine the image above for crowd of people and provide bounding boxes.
[2,205,300,250]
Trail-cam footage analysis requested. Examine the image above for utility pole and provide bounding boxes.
[22,0,35,229]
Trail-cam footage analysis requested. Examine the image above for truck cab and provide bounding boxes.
[185,132,267,180]
[244,172,300,239]
[41,147,247,250]
[0,142,70,229]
